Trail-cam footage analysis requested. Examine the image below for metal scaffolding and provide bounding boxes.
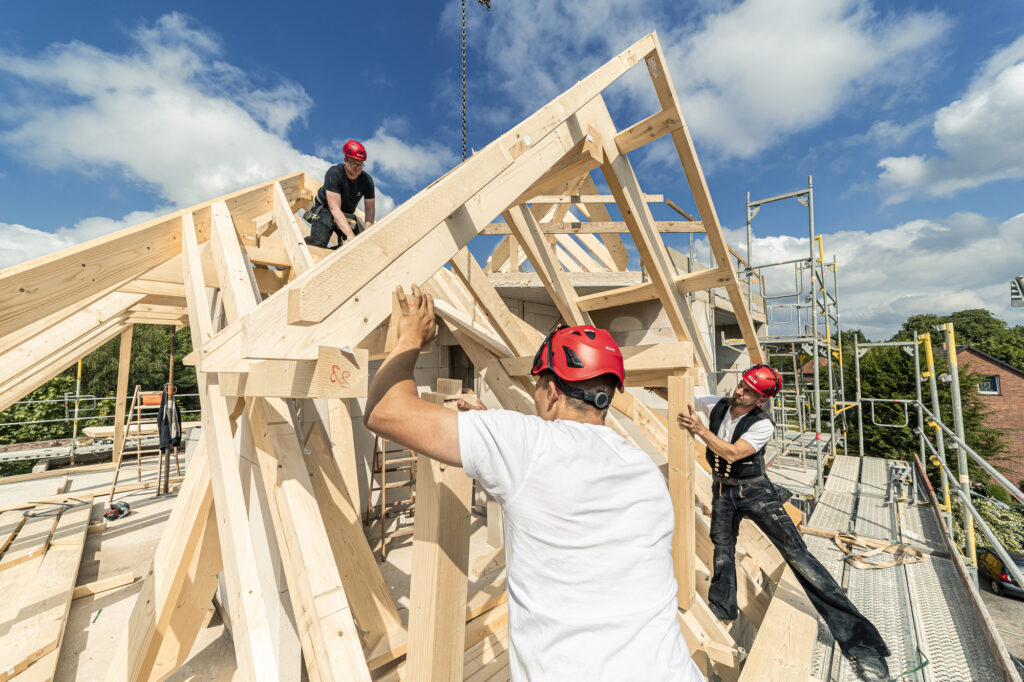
[744,176,851,496]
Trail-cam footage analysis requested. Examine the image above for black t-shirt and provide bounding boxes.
[316,164,375,214]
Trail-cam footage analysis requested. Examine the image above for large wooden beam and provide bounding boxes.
[668,374,696,608]
[181,213,286,681]
[643,35,764,364]
[406,424,474,682]
[106,436,220,681]
[301,407,404,654]
[272,181,314,275]
[614,108,683,155]
[111,326,134,464]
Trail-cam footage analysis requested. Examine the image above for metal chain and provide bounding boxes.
[461,0,467,161]
[461,0,492,162]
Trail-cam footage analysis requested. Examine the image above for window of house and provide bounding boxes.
[978,375,1001,395]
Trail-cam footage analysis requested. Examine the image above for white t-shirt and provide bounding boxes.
[693,394,774,452]
[459,410,703,682]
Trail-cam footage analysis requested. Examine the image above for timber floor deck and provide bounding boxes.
[0,430,508,681]
[806,455,1004,682]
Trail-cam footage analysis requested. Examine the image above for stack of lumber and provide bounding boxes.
[0,496,94,681]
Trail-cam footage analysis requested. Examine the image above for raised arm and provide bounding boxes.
[363,285,463,466]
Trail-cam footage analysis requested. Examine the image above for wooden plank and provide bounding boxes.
[104,435,216,682]
[219,347,369,399]
[480,219,702,234]
[552,234,605,272]
[211,200,261,322]
[0,510,26,556]
[0,508,58,573]
[406,454,473,682]
[614,108,683,154]
[526,193,664,204]
[302,415,404,654]
[182,212,286,681]
[0,497,92,681]
[111,326,134,465]
[668,374,696,608]
[0,462,117,486]
[273,181,315,275]
[515,129,604,203]
[0,317,129,413]
[72,571,136,599]
[575,268,732,312]
[736,566,816,681]
[643,36,764,364]
[589,97,714,374]
[248,397,372,682]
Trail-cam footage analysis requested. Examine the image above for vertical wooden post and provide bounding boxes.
[668,373,696,608]
[406,394,473,682]
[112,326,134,463]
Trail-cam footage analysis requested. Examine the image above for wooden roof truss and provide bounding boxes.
[0,32,817,681]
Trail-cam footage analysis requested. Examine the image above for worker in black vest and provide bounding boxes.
[305,139,376,248]
[676,365,891,682]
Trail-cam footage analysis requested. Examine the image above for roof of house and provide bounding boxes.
[956,345,1024,379]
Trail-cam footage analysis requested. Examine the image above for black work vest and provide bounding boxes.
[705,399,772,479]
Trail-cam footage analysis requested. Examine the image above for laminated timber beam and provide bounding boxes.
[197,33,660,371]
[574,176,630,270]
[525,193,664,204]
[575,267,733,312]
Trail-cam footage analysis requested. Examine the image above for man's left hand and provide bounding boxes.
[677,403,705,437]
[395,284,438,350]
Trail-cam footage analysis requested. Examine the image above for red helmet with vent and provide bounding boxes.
[342,139,367,162]
[742,364,782,398]
[531,325,624,408]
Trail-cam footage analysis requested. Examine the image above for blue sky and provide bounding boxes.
[1,0,1023,339]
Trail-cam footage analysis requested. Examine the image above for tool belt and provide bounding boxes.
[711,473,768,486]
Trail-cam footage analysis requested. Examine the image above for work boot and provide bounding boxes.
[844,650,889,681]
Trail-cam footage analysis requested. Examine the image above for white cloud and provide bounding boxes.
[0,13,433,266]
[879,34,1024,201]
[723,212,1024,339]
[461,0,948,160]
[323,123,460,188]
[0,209,162,269]
[0,13,329,206]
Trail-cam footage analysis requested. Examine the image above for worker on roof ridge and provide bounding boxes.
[304,139,375,249]
[364,285,702,681]
[673,365,891,682]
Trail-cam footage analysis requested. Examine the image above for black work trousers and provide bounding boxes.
[708,477,890,659]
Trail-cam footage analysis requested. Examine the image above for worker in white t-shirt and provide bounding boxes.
[675,368,891,682]
[364,284,703,682]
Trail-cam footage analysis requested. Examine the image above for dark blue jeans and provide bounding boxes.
[709,477,890,658]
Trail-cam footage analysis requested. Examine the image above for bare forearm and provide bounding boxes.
[364,343,420,432]
[698,427,752,462]
[330,207,357,240]
[364,204,375,227]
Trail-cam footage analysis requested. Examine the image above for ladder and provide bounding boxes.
[363,436,417,560]
[107,386,181,503]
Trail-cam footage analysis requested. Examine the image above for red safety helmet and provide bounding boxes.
[531,325,624,409]
[742,364,782,398]
[342,139,367,162]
